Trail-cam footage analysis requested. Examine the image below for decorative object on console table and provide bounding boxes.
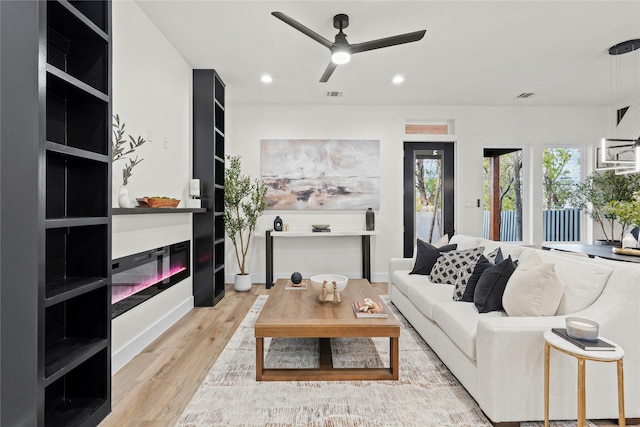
[312,224,331,232]
[366,207,375,231]
[224,155,268,291]
[186,179,202,208]
[274,215,283,231]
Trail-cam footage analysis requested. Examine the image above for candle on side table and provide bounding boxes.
[566,317,599,341]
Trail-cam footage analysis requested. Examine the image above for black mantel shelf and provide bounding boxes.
[113,207,206,215]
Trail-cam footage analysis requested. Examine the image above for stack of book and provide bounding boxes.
[551,328,615,351]
[352,300,388,318]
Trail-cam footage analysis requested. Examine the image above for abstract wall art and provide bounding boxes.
[261,139,380,210]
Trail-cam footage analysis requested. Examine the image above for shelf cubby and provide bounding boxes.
[47,1,108,93]
[214,103,225,135]
[45,225,108,290]
[215,130,224,159]
[68,1,109,33]
[46,151,108,219]
[214,215,224,240]
[214,77,225,107]
[44,349,109,427]
[44,286,108,379]
[46,72,108,155]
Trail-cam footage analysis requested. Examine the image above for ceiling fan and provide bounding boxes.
[272,12,427,82]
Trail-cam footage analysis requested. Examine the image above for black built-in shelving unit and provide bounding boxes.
[193,69,226,306]
[1,1,112,425]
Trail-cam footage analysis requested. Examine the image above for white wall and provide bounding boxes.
[111,1,193,373]
[227,104,607,283]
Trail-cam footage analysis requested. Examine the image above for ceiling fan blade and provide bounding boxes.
[350,29,426,54]
[319,61,338,82]
[272,12,334,50]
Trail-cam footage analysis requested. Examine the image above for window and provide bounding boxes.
[542,148,582,241]
[483,149,523,241]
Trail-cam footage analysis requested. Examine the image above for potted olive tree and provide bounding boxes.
[224,155,267,291]
[571,170,640,244]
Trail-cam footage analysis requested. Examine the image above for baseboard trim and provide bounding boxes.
[227,272,388,285]
[112,296,193,374]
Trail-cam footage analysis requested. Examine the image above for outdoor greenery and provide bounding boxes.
[483,150,523,240]
[223,155,267,275]
[543,148,580,209]
[608,191,640,236]
[570,170,640,242]
[112,114,146,186]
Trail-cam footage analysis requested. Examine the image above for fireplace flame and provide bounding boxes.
[112,266,187,304]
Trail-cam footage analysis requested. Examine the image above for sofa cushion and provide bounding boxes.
[430,247,484,285]
[392,270,426,297]
[432,300,507,361]
[449,235,482,250]
[406,282,457,320]
[409,239,457,275]
[461,255,494,302]
[537,251,613,314]
[474,257,517,313]
[485,247,504,264]
[502,262,566,316]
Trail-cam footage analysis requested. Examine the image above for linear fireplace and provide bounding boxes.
[111,241,190,318]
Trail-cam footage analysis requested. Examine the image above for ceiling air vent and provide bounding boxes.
[326,91,343,97]
[516,92,535,99]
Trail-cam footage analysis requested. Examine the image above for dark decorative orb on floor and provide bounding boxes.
[291,272,302,284]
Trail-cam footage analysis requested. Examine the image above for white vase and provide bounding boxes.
[234,273,252,292]
[118,185,131,208]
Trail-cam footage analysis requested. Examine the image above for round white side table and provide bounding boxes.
[543,330,625,427]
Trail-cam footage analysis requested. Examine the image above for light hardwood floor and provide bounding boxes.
[99,282,618,427]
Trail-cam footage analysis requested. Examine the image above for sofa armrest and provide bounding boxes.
[388,258,413,294]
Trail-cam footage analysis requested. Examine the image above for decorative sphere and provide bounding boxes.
[291,272,303,284]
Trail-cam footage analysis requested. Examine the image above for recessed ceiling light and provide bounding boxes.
[261,74,273,84]
[392,75,404,84]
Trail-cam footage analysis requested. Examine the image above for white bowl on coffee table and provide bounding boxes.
[310,274,348,292]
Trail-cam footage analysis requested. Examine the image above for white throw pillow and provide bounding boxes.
[502,262,565,317]
[432,234,450,248]
[516,251,543,271]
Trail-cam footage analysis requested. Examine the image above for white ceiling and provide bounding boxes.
[135,0,640,107]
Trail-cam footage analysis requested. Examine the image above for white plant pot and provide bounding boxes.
[234,273,252,292]
[118,185,131,208]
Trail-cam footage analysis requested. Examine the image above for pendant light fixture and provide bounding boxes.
[600,39,640,174]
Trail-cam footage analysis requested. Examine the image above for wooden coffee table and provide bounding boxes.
[254,278,400,381]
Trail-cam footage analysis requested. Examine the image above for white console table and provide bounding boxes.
[264,230,378,289]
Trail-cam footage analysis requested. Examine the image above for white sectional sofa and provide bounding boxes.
[388,234,640,426]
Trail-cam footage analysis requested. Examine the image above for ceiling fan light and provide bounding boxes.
[331,50,351,65]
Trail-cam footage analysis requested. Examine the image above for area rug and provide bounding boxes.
[176,296,595,427]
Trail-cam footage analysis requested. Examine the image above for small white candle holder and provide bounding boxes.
[566,317,599,341]
[187,178,201,208]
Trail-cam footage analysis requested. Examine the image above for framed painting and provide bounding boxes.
[261,139,380,210]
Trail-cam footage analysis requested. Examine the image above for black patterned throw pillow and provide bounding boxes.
[429,246,485,285]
